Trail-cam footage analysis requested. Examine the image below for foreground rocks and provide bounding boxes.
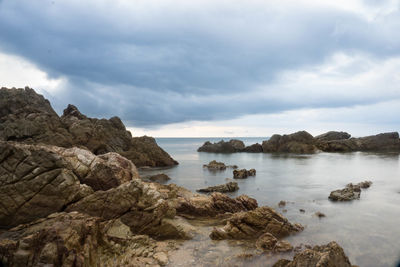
[203,160,237,170]
[210,206,303,240]
[145,173,171,183]
[233,168,256,179]
[329,181,372,201]
[0,87,177,167]
[273,241,354,267]
[197,182,239,193]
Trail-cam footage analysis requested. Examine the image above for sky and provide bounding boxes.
[0,0,399,137]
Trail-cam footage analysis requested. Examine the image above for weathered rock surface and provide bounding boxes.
[197,182,239,193]
[273,241,354,267]
[145,173,171,183]
[317,132,400,152]
[255,233,293,252]
[0,212,180,267]
[262,131,317,153]
[210,206,303,240]
[233,168,256,179]
[198,139,245,153]
[329,181,372,201]
[0,87,177,167]
[202,160,237,170]
[315,131,351,142]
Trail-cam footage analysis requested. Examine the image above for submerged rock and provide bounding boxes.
[273,241,354,267]
[0,87,177,167]
[197,182,239,193]
[329,181,372,201]
[262,131,317,153]
[198,139,245,153]
[233,168,256,179]
[210,206,303,240]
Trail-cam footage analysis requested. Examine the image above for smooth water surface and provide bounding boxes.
[141,138,400,267]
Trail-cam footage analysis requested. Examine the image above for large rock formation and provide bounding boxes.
[273,241,354,267]
[198,139,245,153]
[262,131,317,153]
[317,132,400,152]
[329,181,372,201]
[210,206,303,240]
[0,87,177,167]
[315,131,351,142]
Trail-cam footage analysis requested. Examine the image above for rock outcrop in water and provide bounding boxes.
[197,182,239,193]
[203,160,238,170]
[273,241,354,267]
[262,131,317,153]
[329,181,372,201]
[315,131,351,142]
[233,168,256,179]
[198,139,245,153]
[0,87,177,167]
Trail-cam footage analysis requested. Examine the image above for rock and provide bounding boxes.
[255,233,293,252]
[147,173,171,183]
[317,132,400,152]
[197,182,239,193]
[315,212,326,218]
[272,241,354,267]
[242,143,263,153]
[278,201,286,207]
[315,131,351,142]
[299,209,305,213]
[176,192,258,217]
[153,252,168,266]
[262,131,317,153]
[329,181,372,201]
[233,168,256,179]
[209,206,303,240]
[197,139,245,153]
[0,87,177,167]
[203,160,227,170]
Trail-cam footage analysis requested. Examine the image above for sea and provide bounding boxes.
[139,137,400,267]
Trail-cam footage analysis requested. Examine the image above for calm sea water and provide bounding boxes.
[141,137,400,267]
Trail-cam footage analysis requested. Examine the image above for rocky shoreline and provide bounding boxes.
[0,87,359,266]
[198,130,400,153]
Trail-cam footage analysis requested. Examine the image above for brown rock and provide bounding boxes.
[262,131,317,153]
[273,241,354,267]
[197,182,239,193]
[315,131,351,142]
[210,206,303,240]
[233,168,256,179]
[203,160,227,170]
[329,181,372,201]
[315,212,326,218]
[147,173,171,183]
[197,139,245,153]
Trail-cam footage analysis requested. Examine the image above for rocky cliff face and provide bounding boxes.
[0,87,177,167]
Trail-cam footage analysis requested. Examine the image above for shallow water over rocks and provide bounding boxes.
[139,137,400,267]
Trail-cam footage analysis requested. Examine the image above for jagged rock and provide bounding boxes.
[0,87,177,167]
[315,131,351,142]
[233,168,256,179]
[272,241,354,267]
[242,143,263,153]
[197,182,239,193]
[255,233,293,252]
[329,181,372,201]
[175,192,258,217]
[197,139,245,153]
[146,173,171,183]
[317,132,400,152]
[262,131,317,153]
[209,206,303,240]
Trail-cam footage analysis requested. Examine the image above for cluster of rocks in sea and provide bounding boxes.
[198,130,400,153]
[0,87,358,267]
[329,181,373,201]
[233,168,256,179]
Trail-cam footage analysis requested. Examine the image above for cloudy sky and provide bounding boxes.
[1,0,399,137]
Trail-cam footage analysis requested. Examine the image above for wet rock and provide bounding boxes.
[153,251,168,266]
[315,131,351,142]
[262,131,317,153]
[203,160,237,170]
[255,233,293,252]
[197,139,245,153]
[317,132,400,152]
[147,173,171,183]
[242,143,263,153]
[0,87,177,167]
[329,181,372,201]
[233,168,256,179]
[278,201,286,207]
[315,212,326,218]
[210,206,303,240]
[272,241,354,267]
[197,182,239,193]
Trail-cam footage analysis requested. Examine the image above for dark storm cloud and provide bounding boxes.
[0,0,400,126]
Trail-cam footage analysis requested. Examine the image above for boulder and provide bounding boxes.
[203,160,238,170]
[0,87,177,167]
[272,241,354,267]
[233,168,256,179]
[329,181,372,201]
[315,131,351,142]
[255,233,293,252]
[317,132,400,152]
[197,182,239,193]
[209,206,303,240]
[197,139,245,153]
[262,131,317,153]
[146,173,171,183]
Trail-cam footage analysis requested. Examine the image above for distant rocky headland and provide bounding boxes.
[0,87,359,266]
[198,130,400,153]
